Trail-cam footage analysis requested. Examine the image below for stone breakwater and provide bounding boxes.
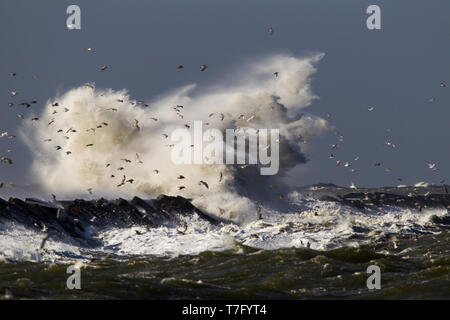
[0,195,221,247]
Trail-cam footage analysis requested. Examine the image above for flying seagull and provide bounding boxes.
[117,175,126,187]
[39,234,50,252]
[134,119,140,130]
[178,223,188,235]
[427,163,438,171]
[198,180,209,189]
[0,157,13,165]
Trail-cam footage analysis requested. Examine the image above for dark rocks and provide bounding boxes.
[153,195,219,224]
[319,191,450,211]
[430,214,450,227]
[318,194,341,202]
[0,194,221,248]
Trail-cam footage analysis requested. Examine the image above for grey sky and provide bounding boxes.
[1,0,449,188]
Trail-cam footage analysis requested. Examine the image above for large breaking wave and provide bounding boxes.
[20,54,329,223]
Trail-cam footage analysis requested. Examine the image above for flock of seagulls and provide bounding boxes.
[2,26,447,201]
[326,81,448,189]
[3,38,258,194]
[1,73,42,181]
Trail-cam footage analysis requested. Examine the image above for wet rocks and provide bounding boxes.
[153,195,219,224]
[0,195,220,247]
[319,191,450,211]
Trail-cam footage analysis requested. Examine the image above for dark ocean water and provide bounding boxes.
[1,232,449,299]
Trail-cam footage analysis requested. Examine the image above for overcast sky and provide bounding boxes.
[1,0,449,188]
